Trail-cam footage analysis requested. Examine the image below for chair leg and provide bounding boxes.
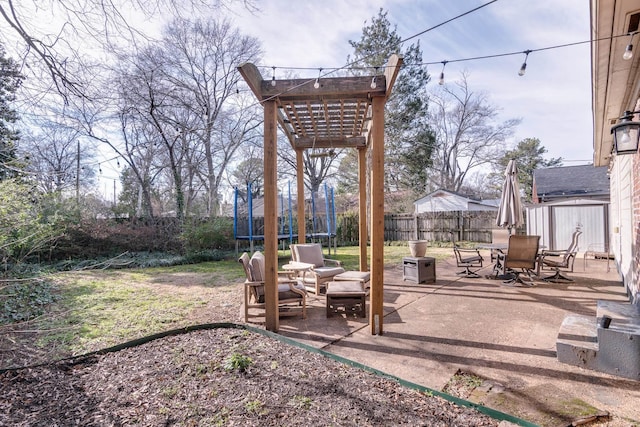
[457,266,481,278]
[542,269,574,282]
[502,270,535,286]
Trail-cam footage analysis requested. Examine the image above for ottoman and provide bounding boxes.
[333,271,371,289]
[326,281,367,318]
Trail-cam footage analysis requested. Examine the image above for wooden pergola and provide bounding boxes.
[238,54,403,334]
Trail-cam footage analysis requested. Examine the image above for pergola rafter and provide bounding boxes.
[238,54,403,334]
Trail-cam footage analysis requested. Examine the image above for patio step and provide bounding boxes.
[556,300,640,380]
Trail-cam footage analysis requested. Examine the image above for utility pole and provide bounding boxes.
[76,140,80,203]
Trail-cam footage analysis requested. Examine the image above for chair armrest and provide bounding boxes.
[323,258,342,267]
[244,280,264,287]
[456,247,482,256]
[278,271,296,280]
[539,250,564,258]
[288,261,314,269]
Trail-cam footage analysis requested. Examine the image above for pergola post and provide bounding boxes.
[296,148,306,244]
[263,100,279,332]
[358,147,368,271]
[370,95,385,335]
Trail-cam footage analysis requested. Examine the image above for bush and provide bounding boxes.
[0,179,60,264]
[181,217,234,253]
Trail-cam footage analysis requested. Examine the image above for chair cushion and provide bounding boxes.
[278,282,305,300]
[250,251,265,281]
[294,244,325,268]
[238,252,253,281]
[313,266,345,278]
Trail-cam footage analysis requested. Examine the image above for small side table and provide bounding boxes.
[402,256,436,284]
[326,281,366,318]
[282,262,312,282]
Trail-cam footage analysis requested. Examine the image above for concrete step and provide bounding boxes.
[556,301,640,380]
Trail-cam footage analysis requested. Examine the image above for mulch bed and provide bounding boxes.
[1,327,500,426]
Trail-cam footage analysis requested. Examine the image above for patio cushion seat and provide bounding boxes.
[312,266,346,278]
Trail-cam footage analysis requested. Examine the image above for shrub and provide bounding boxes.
[0,279,56,324]
[181,217,234,253]
[0,179,60,264]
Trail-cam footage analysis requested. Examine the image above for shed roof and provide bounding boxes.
[533,164,609,200]
[414,189,498,212]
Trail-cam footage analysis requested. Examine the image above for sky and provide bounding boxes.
[225,0,594,165]
[4,0,594,201]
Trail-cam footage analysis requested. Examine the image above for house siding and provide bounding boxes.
[611,155,636,302]
[633,152,640,303]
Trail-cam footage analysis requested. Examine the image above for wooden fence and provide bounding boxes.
[237,211,520,245]
[339,211,512,244]
[383,211,498,243]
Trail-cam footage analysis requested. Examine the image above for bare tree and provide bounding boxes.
[0,0,256,101]
[278,141,343,194]
[20,121,96,195]
[428,72,520,193]
[94,17,262,219]
[159,17,262,216]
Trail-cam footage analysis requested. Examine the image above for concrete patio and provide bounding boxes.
[275,251,639,426]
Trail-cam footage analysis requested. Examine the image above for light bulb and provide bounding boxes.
[314,79,320,89]
[438,72,444,85]
[370,76,377,89]
[518,62,527,76]
[620,129,631,147]
[271,76,276,86]
[623,44,633,60]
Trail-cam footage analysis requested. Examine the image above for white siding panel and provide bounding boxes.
[551,205,606,251]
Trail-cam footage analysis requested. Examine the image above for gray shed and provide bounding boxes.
[528,165,610,252]
[526,199,610,252]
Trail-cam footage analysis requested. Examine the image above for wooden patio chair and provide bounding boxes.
[496,235,540,286]
[238,251,306,322]
[290,243,345,294]
[537,229,582,282]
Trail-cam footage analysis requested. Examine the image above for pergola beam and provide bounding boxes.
[294,136,366,149]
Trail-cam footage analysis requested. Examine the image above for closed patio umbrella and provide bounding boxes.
[496,159,524,234]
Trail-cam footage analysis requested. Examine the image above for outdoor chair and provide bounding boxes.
[496,235,540,286]
[290,243,345,294]
[450,232,484,278]
[490,228,510,263]
[238,251,306,322]
[537,229,582,282]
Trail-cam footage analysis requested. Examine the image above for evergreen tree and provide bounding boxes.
[345,9,436,199]
[492,137,562,201]
[0,42,24,180]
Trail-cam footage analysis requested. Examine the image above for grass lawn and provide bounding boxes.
[4,244,453,363]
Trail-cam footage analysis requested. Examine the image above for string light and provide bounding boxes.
[271,66,276,86]
[438,61,447,85]
[623,32,635,60]
[518,50,531,76]
[314,68,322,89]
[370,67,378,89]
[241,3,632,116]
